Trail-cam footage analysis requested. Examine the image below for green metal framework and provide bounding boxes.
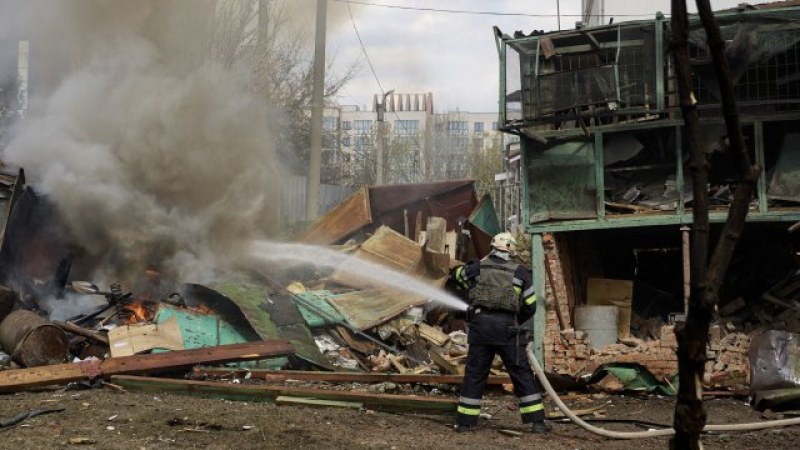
[521,114,800,234]
[496,6,800,362]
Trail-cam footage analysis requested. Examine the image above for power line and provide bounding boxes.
[346,1,386,96]
[332,0,655,18]
[345,0,427,181]
[344,0,394,180]
[343,1,488,182]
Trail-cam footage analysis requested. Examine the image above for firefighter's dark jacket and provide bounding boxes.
[452,253,537,345]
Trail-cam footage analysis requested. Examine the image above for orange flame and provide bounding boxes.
[124,302,154,324]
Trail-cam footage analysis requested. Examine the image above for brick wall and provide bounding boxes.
[541,233,751,389]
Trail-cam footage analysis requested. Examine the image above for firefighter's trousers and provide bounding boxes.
[456,314,545,427]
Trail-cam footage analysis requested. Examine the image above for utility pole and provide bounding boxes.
[556,0,561,30]
[306,0,326,221]
[375,90,393,185]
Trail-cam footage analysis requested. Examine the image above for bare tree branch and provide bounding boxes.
[206,0,362,175]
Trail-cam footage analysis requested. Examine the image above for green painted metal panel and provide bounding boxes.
[654,14,666,111]
[294,290,344,328]
[212,282,334,370]
[525,210,800,234]
[528,140,597,224]
[469,194,501,237]
[497,36,506,124]
[594,132,605,220]
[155,304,250,349]
[531,234,546,366]
[153,304,288,370]
[212,282,281,339]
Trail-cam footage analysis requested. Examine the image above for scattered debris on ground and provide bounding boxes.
[0,172,798,447]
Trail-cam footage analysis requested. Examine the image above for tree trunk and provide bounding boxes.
[670,1,761,448]
[670,2,710,447]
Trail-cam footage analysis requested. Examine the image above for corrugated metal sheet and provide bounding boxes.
[299,187,371,245]
[299,180,478,245]
[293,290,344,328]
[197,282,334,370]
[368,180,475,216]
[330,226,421,289]
[330,226,448,290]
[329,289,428,330]
[368,180,477,235]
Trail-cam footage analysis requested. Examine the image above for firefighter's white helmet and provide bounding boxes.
[490,232,517,255]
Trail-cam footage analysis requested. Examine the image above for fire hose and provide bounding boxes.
[525,344,800,439]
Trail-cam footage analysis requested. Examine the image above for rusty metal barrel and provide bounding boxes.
[0,309,68,367]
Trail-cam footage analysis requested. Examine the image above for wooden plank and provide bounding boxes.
[0,340,294,392]
[54,321,109,345]
[425,217,447,253]
[101,341,294,374]
[111,375,457,414]
[417,323,449,347]
[332,325,376,354]
[0,362,94,391]
[543,251,567,332]
[275,396,363,409]
[429,348,461,375]
[191,368,512,385]
[719,296,747,316]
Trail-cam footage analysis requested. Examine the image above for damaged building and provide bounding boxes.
[496,2,800,390]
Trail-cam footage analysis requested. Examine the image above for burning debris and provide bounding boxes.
[0,175,502,410]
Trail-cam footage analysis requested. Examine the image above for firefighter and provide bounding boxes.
[451,232,549,433]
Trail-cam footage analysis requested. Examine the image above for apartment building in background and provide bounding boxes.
[320,93,516,187]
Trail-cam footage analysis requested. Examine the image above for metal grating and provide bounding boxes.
[690,25,800,110]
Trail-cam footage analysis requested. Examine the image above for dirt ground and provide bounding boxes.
[1,383,798,450]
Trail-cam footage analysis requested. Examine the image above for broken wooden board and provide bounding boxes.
[275,396,363,410]
[332,325,376,354]
[0,340,294,392]
[417,323,449,347]
[111,375,457,414]
[54,321,109,345]
[719,297,747,316]
[108,316,184,357]
[190,368,512,385]
[425,217,447,253]
[429,347,462,375]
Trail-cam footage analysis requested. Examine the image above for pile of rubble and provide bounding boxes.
[0,172,784,417]
[539,232,758,392]
[0,178,512,415]
[543,314,751,390]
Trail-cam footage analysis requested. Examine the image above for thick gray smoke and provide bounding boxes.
[1,1,288,285]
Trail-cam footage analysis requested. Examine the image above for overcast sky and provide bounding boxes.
[323,0,748,112]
